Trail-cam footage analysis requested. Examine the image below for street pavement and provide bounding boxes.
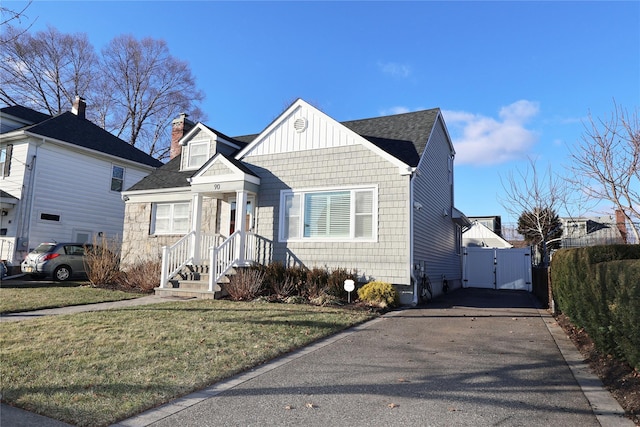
[0,287,634,427]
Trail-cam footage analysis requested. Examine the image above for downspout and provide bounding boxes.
[18,139,43,254]
[409,170,419,306]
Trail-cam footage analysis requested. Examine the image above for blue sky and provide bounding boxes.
[8,1,640,224]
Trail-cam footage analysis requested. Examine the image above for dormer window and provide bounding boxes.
[187,141,209,169]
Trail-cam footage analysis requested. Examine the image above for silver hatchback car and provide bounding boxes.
[21,242,93,281]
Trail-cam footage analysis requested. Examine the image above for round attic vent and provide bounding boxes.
[294,117,307,133]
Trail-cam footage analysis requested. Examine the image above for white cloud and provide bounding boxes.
[444,100,540,166]
[378,61,411,78]
[379,106,411,116]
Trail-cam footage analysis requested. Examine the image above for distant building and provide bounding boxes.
[560,211,627,248]
[467,216,502,236]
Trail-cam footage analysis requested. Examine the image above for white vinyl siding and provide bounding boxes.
[152,202,190,234]
[16,141,155,252]
[280,187,376,241]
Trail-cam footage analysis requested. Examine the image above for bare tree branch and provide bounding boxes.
[567,102,640,242]
[499,157,569,265]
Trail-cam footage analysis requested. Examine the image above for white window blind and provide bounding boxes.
[281,187,375,241]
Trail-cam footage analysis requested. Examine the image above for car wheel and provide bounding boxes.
[53,265,72,281]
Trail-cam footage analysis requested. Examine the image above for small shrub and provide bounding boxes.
[303,267,329,299]
[272,276,297,300]
[357,281,399,308]
[117,259,161,293]
[261,261,286,290]
[84,235,121,288]
[226,268,265,301]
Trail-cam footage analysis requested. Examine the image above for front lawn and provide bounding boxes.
[0,281,142,314]
[0,299,376,426]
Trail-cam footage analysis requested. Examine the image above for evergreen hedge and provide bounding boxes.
[551,245,640,369]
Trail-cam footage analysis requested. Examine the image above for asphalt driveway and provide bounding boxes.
[114,288,631,427]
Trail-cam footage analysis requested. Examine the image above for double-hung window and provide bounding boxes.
[187,141,209,169]
[152,202,190,234]
[111,165,125,192]
[281,187,376,241]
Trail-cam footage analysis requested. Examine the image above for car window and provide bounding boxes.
[65,245,85,256]
[33,244,56,253]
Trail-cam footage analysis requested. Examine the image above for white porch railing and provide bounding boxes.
[209,230,241,291]
[160,231,195,288]
[161,231,270,293]
[0,237,16,263]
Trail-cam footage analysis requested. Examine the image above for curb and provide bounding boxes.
[539,309,635,427]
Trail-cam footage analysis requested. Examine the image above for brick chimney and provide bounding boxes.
[71,96,86,119]
[615,209,628,243]
[170,113,195,160]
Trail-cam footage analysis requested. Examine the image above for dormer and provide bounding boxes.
[178,123,244,172]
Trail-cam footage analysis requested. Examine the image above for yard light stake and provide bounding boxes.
[344,279,355,303]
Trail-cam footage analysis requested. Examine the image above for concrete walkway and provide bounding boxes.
[0,294,188,322]
[1,288,634,427]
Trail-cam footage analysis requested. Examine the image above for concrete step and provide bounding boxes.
[154,287,219,299]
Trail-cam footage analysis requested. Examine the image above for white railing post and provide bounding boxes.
[191,193,203,264]
[160,245,169,288]
[209,245,217,292]
[235,190,247,264]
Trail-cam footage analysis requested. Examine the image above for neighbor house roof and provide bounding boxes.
[0,105,51,127]
[22,112,162,168]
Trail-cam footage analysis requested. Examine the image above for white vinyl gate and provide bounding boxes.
[463,247,532,292]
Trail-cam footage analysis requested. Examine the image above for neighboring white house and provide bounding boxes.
[121,99,470,305]
[463,220,513,249]
[0,98,162,270]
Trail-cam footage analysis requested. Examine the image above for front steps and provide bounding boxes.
[154,264,229,299]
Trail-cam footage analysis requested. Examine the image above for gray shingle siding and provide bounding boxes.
[412,117,461,292]
[244,144,410,285]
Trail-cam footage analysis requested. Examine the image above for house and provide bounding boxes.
[560,212,627,248]
[467,215,503,237]
[0,98,162,271]
[121,99,470,305]
[463,220,513,248]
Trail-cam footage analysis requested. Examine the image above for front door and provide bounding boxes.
[229,196,254,234]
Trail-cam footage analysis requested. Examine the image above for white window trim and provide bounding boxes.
[185,140,210,170]
[279,185,378,243]
[111,164,125,192]
[151,202,191,235]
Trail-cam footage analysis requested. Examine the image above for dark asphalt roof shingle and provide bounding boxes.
[24,112,162,168]
[128,108,442,191]
[0,105,52,126]
[341,108,440,167]
[126,156,190,191]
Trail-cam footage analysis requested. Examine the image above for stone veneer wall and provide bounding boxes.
[121,197,219,266]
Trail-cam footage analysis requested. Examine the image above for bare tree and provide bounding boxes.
[1,26,205,160]
[499,157,569,265]
[0,25,99,116]
[568,103,640,243]
[100,35,205,159]
[0,1,35,44]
